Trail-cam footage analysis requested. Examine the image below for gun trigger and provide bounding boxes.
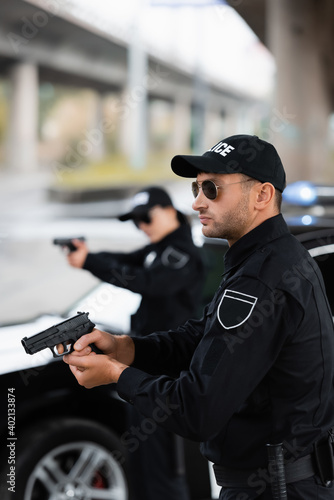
[50,346,64,358]
[50,343,72,358]
[62,342,72,355]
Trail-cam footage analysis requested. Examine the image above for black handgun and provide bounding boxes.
[21,312,102,358]
[53,237,86,252]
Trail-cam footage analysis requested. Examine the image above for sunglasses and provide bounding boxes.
[192,179,253,200]
[133,212,151,228]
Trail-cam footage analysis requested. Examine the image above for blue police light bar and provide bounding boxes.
[283,181,317,206]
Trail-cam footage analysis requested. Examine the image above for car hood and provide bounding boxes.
[0,314,65,375]
[0,283,142,376]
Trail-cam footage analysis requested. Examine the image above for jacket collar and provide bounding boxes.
[153,222,191,249]
[224,214,289,275]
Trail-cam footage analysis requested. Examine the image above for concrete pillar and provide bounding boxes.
[192,74,209,154]
[86,91,106,162]
[266,0,331,183]
[7,62,39,171]
[171,93,192,153]
[202,109,225,148]
[118,75,148,171]
[119,0,149,170]
[127,40,148,169]
[224,107,245,138]
[118,38,149,170]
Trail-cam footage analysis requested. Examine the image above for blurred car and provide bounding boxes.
[1,184,334,500]
[0,281,218,500]
[282,181,334,234]
[0,222,219,500]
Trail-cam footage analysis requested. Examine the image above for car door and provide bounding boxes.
[296,228,334,313]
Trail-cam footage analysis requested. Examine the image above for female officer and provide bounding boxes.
[66,185,205,500]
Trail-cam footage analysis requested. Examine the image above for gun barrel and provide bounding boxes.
[53,237,85,252]
[21,326,59,354]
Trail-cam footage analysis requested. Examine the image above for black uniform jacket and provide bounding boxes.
[117,214,334,469]
[83,223,205,336]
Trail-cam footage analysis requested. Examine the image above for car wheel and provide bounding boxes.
[0,417,130,500]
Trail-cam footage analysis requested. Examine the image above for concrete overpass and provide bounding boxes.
[227,0,334,183]
[0,0,262,174]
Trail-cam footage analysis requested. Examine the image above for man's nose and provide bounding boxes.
[192,187,207,211]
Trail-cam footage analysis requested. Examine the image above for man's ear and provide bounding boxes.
[255,183,275,209]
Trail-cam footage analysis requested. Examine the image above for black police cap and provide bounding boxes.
[118,186,173,222]
[171,134,286,192]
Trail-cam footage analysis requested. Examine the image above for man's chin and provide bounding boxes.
[202,226,225,240]
[202,226,214,238]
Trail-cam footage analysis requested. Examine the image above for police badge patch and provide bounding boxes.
[161,246,190,269]
[218,289,258,329]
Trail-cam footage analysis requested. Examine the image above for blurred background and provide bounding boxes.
[1,0,334,324]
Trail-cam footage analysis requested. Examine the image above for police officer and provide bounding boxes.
[66,186,205,500]
[63,135,334,500]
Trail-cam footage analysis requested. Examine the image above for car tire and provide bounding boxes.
[0,417,130,500]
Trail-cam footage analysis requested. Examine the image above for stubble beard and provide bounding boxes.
[202,197,251,242]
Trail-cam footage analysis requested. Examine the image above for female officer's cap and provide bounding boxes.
[118,186,173,221]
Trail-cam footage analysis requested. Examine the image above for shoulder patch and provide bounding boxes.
[218,289,258,330]
[161,246,190,269]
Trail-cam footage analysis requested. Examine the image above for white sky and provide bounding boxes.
[64,0,276,98]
